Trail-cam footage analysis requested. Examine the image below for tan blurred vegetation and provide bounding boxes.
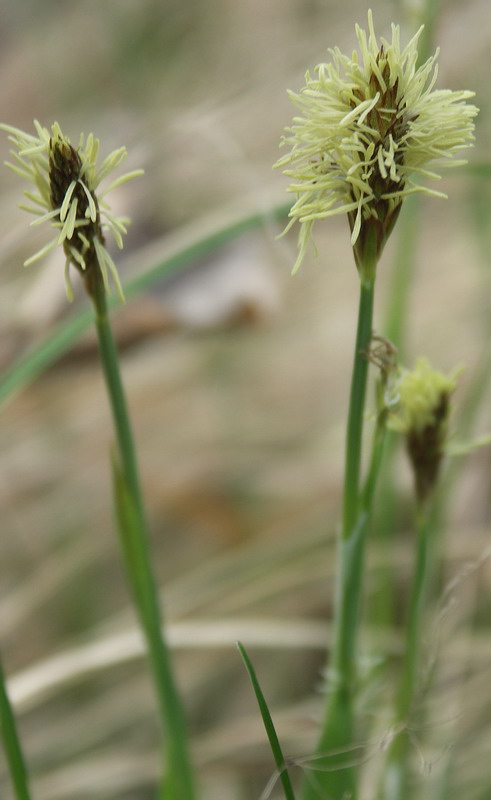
[1,0,491,798]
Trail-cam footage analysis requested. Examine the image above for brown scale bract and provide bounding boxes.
[348,52,417,268]
[49,138,105,275]
[406,392,450,502]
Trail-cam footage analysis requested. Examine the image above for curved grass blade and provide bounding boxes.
[0,201,290,408]
[237,641,296,800]
[0,655,32,800]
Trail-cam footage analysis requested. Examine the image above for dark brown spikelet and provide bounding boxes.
[406,392,450,503]
[49,136,105,285]
[348,51,418,270]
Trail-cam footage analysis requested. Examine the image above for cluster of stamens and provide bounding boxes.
[0,120,143,302]
[276,11,478,275]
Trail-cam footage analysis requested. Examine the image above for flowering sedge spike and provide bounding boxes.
[388,357,461,501]
[276,10,478,276]
[1,120,143,302]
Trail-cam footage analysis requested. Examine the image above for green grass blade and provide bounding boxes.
[237,641,296,800]
[0,201,289,408]
[0,309,93,407]
[0,655,32,800]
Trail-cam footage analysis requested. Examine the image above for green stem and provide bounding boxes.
[302,276,375,800]
[0,655,32,800]
[91,278,195,800]
[382,504,430,800]
[342,277,376,541]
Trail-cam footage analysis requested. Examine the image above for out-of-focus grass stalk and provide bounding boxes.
[428,174,491,800]
[303,269,376,800]
[381,504,431,800]
[237,642,297,800]
[370,196,420,628]
[0,655,32,800]
[371,0,442,630]
[375,87,489,800]
[92,276,195,800]
[362,403,389,516]
[417,0,441,64]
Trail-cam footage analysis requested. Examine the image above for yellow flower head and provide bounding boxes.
[1,120,143,302]
[389,357,461,500]
[276,11,478,275]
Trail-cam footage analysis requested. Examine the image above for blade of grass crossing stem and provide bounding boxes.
[112,451,195,800]
[0,656,32,800]
[0,201,290,408]
[237,642,296,800]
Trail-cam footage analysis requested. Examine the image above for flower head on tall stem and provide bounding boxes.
[1,120,143,302]
[276,10,478,278]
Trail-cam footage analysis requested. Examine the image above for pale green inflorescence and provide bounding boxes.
[1,120,143,301]
[388,357,461,500]
[389,357,460,435]
[276,11,478,274]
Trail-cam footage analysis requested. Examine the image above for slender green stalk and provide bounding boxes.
[302,275,375,800]
[237,642,297,800]
[91,277,195,800]
[0,654,32,800]
[417,0,441,66]
[383,197,420,352]
[382,504,431,800]
[361,406,388,516]
[342,277,376,540]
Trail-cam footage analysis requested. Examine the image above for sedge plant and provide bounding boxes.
[276,11,477,800]
[0,121,196,800]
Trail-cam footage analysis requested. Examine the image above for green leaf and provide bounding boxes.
[0,656,32,800]
[237,641,296,800]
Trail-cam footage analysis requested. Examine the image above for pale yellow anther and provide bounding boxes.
[0,120,143,302]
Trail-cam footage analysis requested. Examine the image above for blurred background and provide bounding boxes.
[1,0,491,798]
